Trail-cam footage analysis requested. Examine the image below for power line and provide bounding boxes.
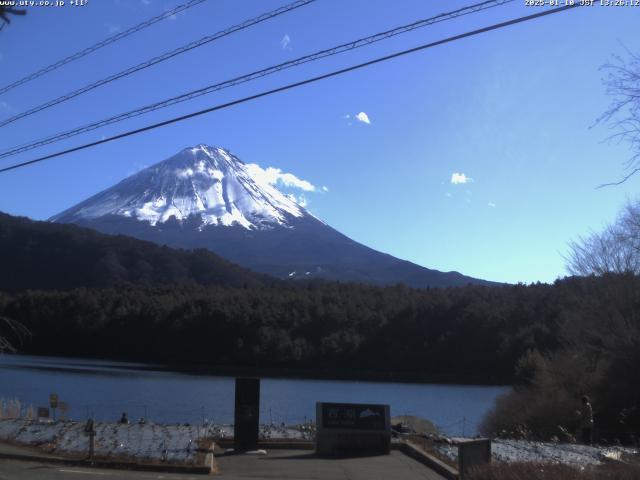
[0,4,580,175]
[0,0,515,160]
[0,0,209,96]
[0,0,316,128]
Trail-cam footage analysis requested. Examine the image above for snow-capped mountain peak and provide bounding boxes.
[50,145,307,230]
[50,144,494,288]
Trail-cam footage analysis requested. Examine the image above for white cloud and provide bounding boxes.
[280,34,291,50]
[245,164,316,192]
[104,23,120,34]
[288,193,308,207]
[167,10,189,21]
[488,202,496,208]
[450,172,473,185]
[0,101,13,114]
[322,186,329,192]
[355,112,371,124]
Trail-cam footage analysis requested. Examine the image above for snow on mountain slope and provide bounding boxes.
[51,145,306,229]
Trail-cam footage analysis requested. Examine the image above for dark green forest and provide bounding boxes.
[0,212,272,292]
[1,211,639,442]
[0,281,562,383]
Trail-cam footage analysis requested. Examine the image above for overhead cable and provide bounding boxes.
[0,0,210,96]
[0,0,317,128]
[0,4,580,174]
[0,0,514,159]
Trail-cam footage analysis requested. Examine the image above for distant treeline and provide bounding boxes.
[0,277,612,384]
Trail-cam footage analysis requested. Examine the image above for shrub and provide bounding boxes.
[468,462,640,480]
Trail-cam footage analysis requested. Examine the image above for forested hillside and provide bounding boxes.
[0,212,272,292]
[0,276,623,384]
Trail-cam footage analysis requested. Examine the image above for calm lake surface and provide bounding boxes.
[0,354,508,436]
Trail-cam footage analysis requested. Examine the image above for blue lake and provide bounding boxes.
[0,354,508,436]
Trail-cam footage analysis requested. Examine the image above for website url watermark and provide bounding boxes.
[0,0,89,7]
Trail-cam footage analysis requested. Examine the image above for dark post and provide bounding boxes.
[84,419,96,462]
[234,377,260,451]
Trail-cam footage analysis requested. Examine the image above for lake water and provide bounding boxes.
[0,354,508,436]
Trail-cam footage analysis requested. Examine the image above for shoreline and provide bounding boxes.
[2,352,511,387]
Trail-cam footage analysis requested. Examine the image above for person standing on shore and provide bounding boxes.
[577,395,594,445]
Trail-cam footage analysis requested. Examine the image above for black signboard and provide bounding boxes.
[234,377,260,451]
[321,403,387,430]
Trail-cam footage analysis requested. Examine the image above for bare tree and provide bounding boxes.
[566,201,640,276]
[0,7,26,30]
[597,50,640,186]
[0,317,29,353]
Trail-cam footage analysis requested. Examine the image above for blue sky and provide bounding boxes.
[0,0,639,284]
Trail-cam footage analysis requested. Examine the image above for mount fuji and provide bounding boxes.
[52,145,491,288]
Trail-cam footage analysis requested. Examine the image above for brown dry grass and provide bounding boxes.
[468,462,640,480]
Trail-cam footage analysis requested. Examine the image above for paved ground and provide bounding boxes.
[0,443,447,480]
[0,458,202,480]
[216,449,447,480]
[0,442,205,479]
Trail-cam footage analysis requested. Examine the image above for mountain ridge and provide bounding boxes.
[52,144,496,288]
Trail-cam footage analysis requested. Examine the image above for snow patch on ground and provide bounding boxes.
[434,438,638,467]
[4,419,634,469]
[0,419,207,464]
[0,419,314,463]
